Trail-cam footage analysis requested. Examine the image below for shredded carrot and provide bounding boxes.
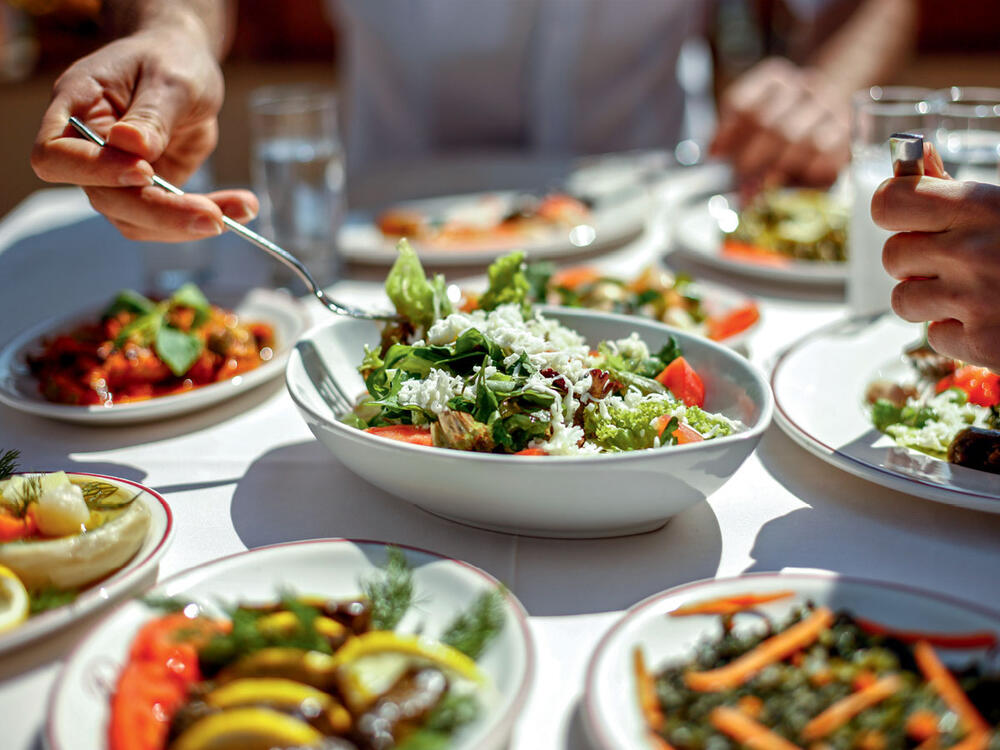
[856,730,887,750]
[801,674,902,740]
[905,710,940,742]
[649,733,676,750]
[914,641,990,734]
[670,591,795,618]
[551,266,602,290]
[737,695,765,719]
[853,670,878,691]
[710,706,804,750]
[685,607,834,692]
[0,512,34,542]
[459,292,480,313]
[634,648,666,732]
[514,448,547,456]
[913,737,939,750]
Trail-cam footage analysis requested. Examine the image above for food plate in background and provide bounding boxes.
[0,472,171,654]
[47,539,534,750]
[338,188,650,265]
[585,572,1000,750]
[0,288,309,425]
[772,313,1000,512]
[287,308,772,538]
[670,189,848,285]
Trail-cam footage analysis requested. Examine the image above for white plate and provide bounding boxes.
[47,539,534,750]
[0,288,310,424]
[772,313,1000,512]
[286,308,773,538]
[585,572,1000,750]
[0,472,172,654]
[338,189,650,265]
[671,190,847,285]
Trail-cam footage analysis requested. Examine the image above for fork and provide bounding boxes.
[67,116,399,322]
[295,340,354,417]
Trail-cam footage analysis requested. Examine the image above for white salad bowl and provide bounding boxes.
[285,308,773,538]
[584,572,1000,750]
[47,539,534,750]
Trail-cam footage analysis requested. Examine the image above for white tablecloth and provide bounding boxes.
[2,184,999,750]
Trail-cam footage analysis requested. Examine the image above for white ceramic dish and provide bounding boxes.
[338,189,650,266]
[0,472,172,655]
[772,313,1000,513]
[47,539,534,750]
[286,308,773,538]
[0,288,309,425]
[585,572,1000,750]
[670,190,847,285]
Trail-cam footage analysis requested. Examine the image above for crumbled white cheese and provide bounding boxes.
[611,332,650,361]
[887,390,990,455]
[397,369,469,416]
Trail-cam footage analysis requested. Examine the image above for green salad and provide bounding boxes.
[346,241,739,455]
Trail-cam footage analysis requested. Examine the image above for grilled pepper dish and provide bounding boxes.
[28,284,275,406]
[108,549,505,750]
[347,242,740,455]
[866,342,1000,474]
[635,594,1000,750]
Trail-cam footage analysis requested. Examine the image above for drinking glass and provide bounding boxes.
[249,85,344,291]
[932,87,1000,185]
[847,86,935,316]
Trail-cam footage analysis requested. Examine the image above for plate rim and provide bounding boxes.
[583,570,1000,750]
[45,536,536,750]
[0,288,310,423]
[286,307,775,464]
[0,471,173,654]
[770,313,1000,507]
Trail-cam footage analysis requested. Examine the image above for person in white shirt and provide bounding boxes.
[30,0,915,243]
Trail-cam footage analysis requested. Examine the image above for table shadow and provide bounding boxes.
[563,700,600,750]
[749,427,1000,584]
[230,440,723,617]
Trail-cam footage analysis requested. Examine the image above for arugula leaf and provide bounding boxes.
[169,283,212,328]
[479,251,530,312]
[471,364,500,425]
[155,325,205,377]
[441,589,505,659]
[654,338,682,368]
[103,289,155,318]
[114,308,162,349]
[362,546,414,631]
[0,449,19,481]
[385,239,453,329]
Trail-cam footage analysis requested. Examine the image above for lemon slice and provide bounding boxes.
[333,631,484,711]
[170,707,323,750]
[0,565,29,633]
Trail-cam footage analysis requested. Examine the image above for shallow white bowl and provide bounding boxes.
[0,288,309,425]
[585,572,1000,750]
[47,538,534,750]
[0,472,172,654]
[286,308,773,538]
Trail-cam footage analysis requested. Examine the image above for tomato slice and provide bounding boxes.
[706,304,760,341]
[672,423,704,445]
[514,448,547,456]
[551,266,602,290]
[655,357,706,408]
[721,240,791,267]
[365,425,434,446]
[935,366,1000,407]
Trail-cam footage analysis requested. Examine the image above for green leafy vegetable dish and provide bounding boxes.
[347,240,740,455]
[110,548,507,750]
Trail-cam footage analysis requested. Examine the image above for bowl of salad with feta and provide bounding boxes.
[286,241,772,537]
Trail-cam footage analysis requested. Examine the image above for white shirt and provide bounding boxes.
[329,0,704,179]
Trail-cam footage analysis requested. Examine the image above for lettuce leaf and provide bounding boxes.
[385,239,452,329]
[478,251,530,312]
[583,398,678,452]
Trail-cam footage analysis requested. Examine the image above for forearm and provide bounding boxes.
[810,0,918,96]
[101,0,234,59]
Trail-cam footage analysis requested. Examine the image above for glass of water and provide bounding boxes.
[249,85,344,291]
[932,87,1000,185]
[847,86,935,316]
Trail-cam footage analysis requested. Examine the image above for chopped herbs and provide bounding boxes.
[28,586,78,615]
[362,546,414,631]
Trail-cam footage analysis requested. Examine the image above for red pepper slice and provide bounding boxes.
[656,357,706,408]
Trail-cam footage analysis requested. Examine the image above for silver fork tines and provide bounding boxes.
[295,340,354,417]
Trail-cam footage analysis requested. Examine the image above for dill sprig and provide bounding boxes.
[4,474,41,518]
[440,589,505,659]
[0,449,20,481]
[363,546,414,631]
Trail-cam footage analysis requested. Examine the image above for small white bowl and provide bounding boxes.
[0,472,172,654]
[584,573,1000,750]
[47,538,534,750]
[286,308,773,538]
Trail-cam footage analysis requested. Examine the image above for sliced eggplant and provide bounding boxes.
[948,427,1000,474]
